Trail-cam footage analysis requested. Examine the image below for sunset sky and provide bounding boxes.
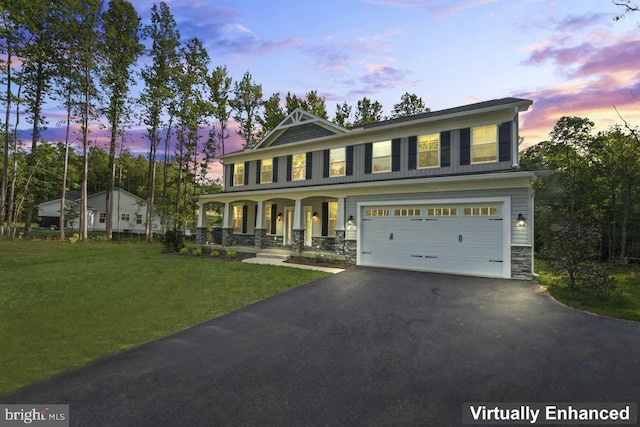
[17,0,640,178]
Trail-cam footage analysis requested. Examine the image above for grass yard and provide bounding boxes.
[0,241,328,395]
[535,259,640,322]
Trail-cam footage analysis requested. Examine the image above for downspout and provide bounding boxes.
[530,175,539,278]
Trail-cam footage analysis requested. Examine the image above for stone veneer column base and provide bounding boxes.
[344,240,357,264]
[291,229,305,253]
[254,228,267,249]
[511,245,533,280]
[196,227,208,244]
[221,228,234,246]
[335,230,345,256]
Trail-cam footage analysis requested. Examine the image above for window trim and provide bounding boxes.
[372,140,392,174]
[417,133,440,169]
[260,158,273,184]
[121,213,130,222]
[233,163,244,186]
[329,148,346,177]
[292,153,306,181]
[471,124,498,164]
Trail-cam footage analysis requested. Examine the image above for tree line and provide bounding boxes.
[0,0,428,241]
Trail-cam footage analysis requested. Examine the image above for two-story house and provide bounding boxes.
[195,97,548,279]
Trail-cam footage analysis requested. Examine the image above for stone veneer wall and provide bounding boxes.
[233,234,255,247]
[291,229,305,253]
[196,227,208,244]
[221,228,234,246]
[511,245,532,280]
[335,230,345,256]
[344,240,357,263]
[254,228,266,249]
[311,237,336,251]
[263,234,283,248]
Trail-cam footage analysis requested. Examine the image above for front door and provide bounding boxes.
[305,207,313,247]
[284,207,293,246]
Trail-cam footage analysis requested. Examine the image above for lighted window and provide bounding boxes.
[265,204,272,234]
[427,207,458,216]
[233,205,243,232]
[418,133,439,168]
[233,163,244,186]
[365,209,390,217]
[472,125,497,163]
[464,207,498,216]
[395,208,422,217]
[330,148,345,177]
[372,141,391,173]
[261,159,272,183]
[328,202,338,235]
[99,213,106,223]
[292,154,306,181]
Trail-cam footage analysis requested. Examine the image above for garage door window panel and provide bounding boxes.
[427,207,458,217]
[464,207,498,216]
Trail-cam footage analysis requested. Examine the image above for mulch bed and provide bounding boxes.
[168,251,256,262]
[284,257,354,269]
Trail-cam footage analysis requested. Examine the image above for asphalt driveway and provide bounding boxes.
[3,267,640,426]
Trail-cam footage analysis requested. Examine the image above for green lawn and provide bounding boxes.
[535,259,640,322]
[0,241,328,395]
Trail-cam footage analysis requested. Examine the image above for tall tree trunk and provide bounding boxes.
[620,181,631,263]
[161,114,173,234]
[1,42,12,237]
[80,67,90,241]
[59,89,72,238]
[145,119,158,242]
[105,102,119,241]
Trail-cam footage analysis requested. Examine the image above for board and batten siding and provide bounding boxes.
[223,123,515,193]
[345,187,531,246]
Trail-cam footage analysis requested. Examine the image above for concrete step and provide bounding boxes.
[255,252,290,260]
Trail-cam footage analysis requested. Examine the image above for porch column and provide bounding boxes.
[291,198,305,253]
[222,202,234,246]
[196,202,208,244]
[254,201,266,249]
[335,197,346,255]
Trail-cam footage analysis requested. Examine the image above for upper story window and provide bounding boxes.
[136,214,143,224]
[233,163,244,186]
[261,159,272,183]
[472,125,497,164]
[418,133,439,168]
[372,140,391,173]
[330,148,345,177]
[292,153,306,181]
[99,213,106,223]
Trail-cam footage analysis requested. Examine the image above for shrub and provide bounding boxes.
[210,250,220,257]
[161,229,185,252]
[179,247,189,255]
[192,248,202,256]
[314,245,324,262]
[68,233,80,244]
[226,250,238,259]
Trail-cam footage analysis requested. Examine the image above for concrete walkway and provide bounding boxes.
[242,255,345,273]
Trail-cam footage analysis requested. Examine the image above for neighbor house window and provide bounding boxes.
[261,159,273,183]
[136,214,143,225]
[372,141,391,173]
[328,201,338,235]
[233,205,243,232]
[292,153,306,181]
[330,148,345,177]
[418,133,439,168]
[472,125,497,163]
[121,213,130,222]
[99,213,106,223]
[233,163,244,186]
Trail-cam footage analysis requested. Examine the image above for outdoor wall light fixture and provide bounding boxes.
[517,213,526,227]
[347,215,354,225]
[312,212,318,220]
[277,212,282,221]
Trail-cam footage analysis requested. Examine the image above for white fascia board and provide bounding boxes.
[195,170,545,204]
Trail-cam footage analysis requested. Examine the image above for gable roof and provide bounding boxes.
[253,108,349,150]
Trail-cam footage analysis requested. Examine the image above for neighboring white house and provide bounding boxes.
[38,188,161,234]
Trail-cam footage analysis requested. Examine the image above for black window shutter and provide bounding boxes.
[392,139,401,172]
[306,152,313,179]
[243,161,249,185]
[256,159,261,184]
[364,143,372,174]
[499,121,512,162]
[440,131,451,167]
[270,204,277,234]
[242,205,248,233]
[321,202,329,237]
[227,164,233,187]
[408,136,417,170]
[254,205,258,228]
[460,128,471,165]
[346,146,354,176]
[323,150,330,178]
[286,155,292,181]
[273,157,278,183]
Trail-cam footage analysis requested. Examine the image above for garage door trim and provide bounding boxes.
[356,197,511,278]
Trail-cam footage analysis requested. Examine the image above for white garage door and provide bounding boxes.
[359,203,506,277]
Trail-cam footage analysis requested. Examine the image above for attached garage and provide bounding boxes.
[358,199,511,278]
